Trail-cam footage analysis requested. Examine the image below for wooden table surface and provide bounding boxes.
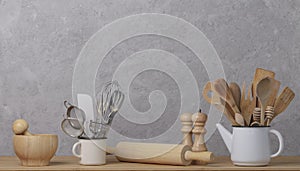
[0,156,299,171]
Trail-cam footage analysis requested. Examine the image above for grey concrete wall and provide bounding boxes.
[0,0,299,156]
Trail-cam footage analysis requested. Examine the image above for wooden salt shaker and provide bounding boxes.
[180,113,193,146]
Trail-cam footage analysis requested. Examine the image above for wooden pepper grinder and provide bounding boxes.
[180,113,193,146]
[192,109,208,165]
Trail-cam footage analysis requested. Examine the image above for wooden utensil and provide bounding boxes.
[229,82,241,111]
[251,107,261,126]
[215,102,240,126]
[265,106,274,126]
[266,79,281,106]
[235,113,245,126]
[202,82,239,126]
[272,87,295,122]
[240,82,255,126]
[253,107,261,125]
[12,119,33,136]
[256,77,273,125]
[219,98,241,126]
[213,79,240,114]
[202,82,220,105]
[107,142,214,166]
[252,68,275,102]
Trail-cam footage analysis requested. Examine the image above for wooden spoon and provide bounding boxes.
[256,77,273,125]
[12,119,33,136]
[229,82,241,111]
[252,68,275,101]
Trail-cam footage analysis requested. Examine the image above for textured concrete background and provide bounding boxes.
[0,0,299,156]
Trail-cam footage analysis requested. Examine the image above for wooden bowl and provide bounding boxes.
[13,134,58,166]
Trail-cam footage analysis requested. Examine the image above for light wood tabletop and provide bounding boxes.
[0,155,299,171]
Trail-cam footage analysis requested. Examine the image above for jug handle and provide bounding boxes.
[270,129,284,158]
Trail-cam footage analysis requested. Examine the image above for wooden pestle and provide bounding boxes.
[12,119,33,136]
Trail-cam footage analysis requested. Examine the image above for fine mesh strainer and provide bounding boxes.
[61,101,86,138]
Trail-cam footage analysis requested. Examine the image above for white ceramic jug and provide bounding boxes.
[216,123,284,166]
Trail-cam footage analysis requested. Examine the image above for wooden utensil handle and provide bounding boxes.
[106,146,115,154]
[202,82,214,104]
[12,119,33,136]
[24,131,33,136]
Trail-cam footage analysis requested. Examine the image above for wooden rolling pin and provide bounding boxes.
[107,142,214,166]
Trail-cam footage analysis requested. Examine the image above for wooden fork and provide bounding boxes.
[240,82,255,126]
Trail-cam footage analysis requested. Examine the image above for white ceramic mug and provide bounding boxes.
[72,138,106,165]
[217,124,284,166]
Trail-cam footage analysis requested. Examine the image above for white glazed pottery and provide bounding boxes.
[72,138,106,165]
[216,123,284,166]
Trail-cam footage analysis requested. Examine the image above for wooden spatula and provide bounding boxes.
[271,87,295,122]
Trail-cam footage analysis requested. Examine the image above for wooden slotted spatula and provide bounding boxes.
[271,87,295,122]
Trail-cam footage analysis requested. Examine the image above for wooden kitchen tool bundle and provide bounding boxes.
[203,68,295,126]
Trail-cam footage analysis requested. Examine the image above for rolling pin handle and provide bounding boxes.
[106,146,116,155]
[184,151,214,162]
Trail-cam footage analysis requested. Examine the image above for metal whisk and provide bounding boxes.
[89,81,124,138]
